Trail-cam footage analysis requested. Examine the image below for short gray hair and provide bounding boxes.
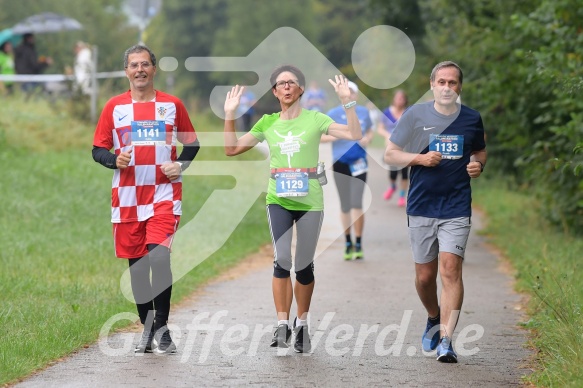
[430,61,463,85]
[123,44,157,68]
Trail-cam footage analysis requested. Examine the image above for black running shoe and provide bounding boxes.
[270,324,291,348]
[134,326,154,353]
[153,325,177,354]
[293,322,311,353]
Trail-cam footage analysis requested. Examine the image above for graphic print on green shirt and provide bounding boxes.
[250,109,333,211]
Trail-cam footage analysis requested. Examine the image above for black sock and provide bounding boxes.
[429,310,440,322]
[355,237,362,246]
[345,234,352,244]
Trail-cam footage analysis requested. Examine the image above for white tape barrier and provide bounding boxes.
[0,71,126,82]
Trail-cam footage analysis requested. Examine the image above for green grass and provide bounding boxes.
[473,179,583,387]
[0,96,270,385]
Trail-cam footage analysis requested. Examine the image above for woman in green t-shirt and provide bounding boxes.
[224,64,362,353]
[0,42,15,95]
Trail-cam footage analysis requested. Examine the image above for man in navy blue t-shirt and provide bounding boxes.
[385,61,487,363]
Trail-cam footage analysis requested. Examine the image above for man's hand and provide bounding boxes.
[421,151,442,167]
[116,148,132,169]
[467,161,483,178]
[161,161,182,181]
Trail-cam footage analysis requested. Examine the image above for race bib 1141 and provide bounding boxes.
[131,120,166,145]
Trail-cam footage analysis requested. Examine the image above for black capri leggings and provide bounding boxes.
[266,204,323,274]
[333,160,367,213]
[389,167,409,180]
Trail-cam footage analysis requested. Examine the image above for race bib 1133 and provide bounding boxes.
[429,134,463,159]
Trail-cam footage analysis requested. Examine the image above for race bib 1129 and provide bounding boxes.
[275,171,309,197]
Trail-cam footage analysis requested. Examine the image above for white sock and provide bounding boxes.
[278,320,289,328]
[295,317,307,327]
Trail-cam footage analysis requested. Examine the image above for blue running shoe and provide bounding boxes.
[422,316,440,352]
[436,336,457,363]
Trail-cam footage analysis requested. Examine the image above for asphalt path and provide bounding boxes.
[16,146,530,387]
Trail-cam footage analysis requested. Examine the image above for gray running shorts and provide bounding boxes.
[407,216,471,264]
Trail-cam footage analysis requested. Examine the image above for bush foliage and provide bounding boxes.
[419,0,583,234]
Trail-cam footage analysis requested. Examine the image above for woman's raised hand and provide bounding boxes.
[224,85,244,117]
[328,75,350,102]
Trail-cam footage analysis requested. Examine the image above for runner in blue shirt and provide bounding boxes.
[302,81,327,112]
[324,81,373,260]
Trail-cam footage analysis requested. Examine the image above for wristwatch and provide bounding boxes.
[343,101,357,109]
[477,161,484,172]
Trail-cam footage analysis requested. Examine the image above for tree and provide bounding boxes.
[0,0,138,93]
[417,0,583,233]
[145,0,229,103]
[509,0,583,232]
[147,0,319,105]
[369,0,425,52]
[145,0,398,107]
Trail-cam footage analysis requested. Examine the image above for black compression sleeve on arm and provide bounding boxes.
[92,146,118,169]
[176,139,200,171]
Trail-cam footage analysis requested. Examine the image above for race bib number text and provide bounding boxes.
[275,171,309,197]
[429,134,463,159]
[349,157,368,176]
[131,120,167,145]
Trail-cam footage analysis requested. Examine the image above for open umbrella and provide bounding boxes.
[11,12,83,34]
[0,28,21,47]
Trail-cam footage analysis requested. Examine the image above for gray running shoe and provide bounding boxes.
[153,326,177,354]
[270,324,291,348]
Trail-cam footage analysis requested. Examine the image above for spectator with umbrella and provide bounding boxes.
[14,33,53,95]
[10,12,82,98]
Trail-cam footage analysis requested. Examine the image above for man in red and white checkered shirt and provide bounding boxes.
[92,45,200,355]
